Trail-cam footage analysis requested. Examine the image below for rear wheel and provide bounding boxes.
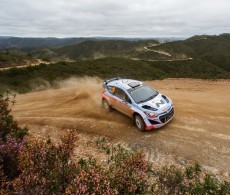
[102,99,112,112]
[135,115,145,131]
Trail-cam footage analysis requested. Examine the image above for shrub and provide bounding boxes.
[152,163,230,194]
[0,90,28,140]
[0,91,27,181]
[12,131,78,194]
[110,150,149,194]
[66,166,118,194]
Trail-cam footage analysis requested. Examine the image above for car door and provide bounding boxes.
[113,87,133,117]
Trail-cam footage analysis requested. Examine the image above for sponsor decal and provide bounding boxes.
[155,99,165,108]
[151,97,165,108]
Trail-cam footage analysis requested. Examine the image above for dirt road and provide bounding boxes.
[12,77,230,178]
[0,59,50,71]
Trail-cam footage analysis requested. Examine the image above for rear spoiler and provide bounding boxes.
[103,77,121,88]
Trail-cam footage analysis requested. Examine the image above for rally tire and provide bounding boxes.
[135,115,145,131]
[102,99,112,112]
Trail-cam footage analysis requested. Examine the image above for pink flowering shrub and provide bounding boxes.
[0,134,26,180]
[0,91,27,185]
[66,165,117,194]
[12,131,78,194]
[108,145,150,194]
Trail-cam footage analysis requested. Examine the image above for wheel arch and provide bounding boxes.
[132,111,144,122]
[102,96,111,105]
[102,97,110,104]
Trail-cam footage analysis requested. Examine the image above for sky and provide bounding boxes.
[0,0,230,38]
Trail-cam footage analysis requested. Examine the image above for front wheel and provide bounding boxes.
[135,115,145,131]
[102,99,112,112]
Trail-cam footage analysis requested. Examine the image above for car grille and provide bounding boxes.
[149,119,161,125]
[159,107,174,123]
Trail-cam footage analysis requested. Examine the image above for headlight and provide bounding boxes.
[145,112,157,118]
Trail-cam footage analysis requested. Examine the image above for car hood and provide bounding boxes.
[138,94,170,112]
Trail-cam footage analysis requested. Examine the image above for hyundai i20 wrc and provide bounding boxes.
[102,78,174,130]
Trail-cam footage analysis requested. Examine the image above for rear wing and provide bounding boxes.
[103,77,121,88]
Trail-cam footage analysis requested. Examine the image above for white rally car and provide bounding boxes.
[102,78,174,130]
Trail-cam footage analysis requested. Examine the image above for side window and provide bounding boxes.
[114,88,125,100]
[115,88,131,104]
[107,86,115,94]
[125,95,132,104]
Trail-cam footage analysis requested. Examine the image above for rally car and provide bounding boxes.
[102,78,174,130]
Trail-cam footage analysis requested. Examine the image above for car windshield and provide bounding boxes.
[129,85,158,104]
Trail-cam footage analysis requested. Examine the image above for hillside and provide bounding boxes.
[151,34,230,72]
[0,37,89,49]
[0,50,36,68]
[34,34,230,72]
[0,36,163,50]
[0,34,229,85]
[0,57,228,93]
[53,40,160,60]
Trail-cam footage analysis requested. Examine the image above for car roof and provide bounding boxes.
[108,79,143,91]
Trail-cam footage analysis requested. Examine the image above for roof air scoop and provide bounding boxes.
[128,82,140,88]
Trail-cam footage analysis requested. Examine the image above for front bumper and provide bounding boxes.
[144,107,174,130]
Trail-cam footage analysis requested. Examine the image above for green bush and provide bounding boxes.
[0,90,28,140]
[152,163,230,194]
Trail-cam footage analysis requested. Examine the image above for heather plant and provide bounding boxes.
[95,139,230,195]
[0,90,27,181]
[152,163,230,194]
[66,158,117,194]
[12,131,78,194]
[0,134,25,180]
[97,143,151,194]
[109,148,150,194]
[0,165,10,195]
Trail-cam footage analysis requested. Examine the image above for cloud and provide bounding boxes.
[0,0,230,37]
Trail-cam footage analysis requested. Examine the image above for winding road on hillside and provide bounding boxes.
[0,59,50,71]
[143,44,172,57]
[12,78,230,179]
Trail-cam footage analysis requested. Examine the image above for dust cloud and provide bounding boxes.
[15,76,129,124]
[54,77,105,119]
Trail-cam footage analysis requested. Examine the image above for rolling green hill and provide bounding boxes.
[54,40,160,59]
[43,34,230,72]
[0,50,35,68]
[0,34,229,93]
[151,34,230,72]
